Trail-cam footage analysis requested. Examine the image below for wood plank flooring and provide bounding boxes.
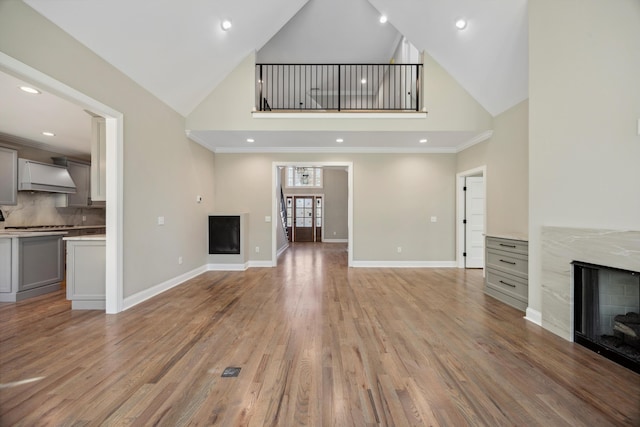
[1,243,639,426]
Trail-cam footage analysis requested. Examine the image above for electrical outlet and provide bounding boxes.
[196,195,203,203]
[82,215,86,222]
[255,246,260,253]
[431,216,437,223]
[158,216,165,225]
[397,246,402,253]
[178,256,183,265]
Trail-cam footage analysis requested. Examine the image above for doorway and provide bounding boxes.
[456,166,486,269]
[1,52,124,313]
[272,161,353,267]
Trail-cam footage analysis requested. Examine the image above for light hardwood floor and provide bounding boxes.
[1,243,639,426]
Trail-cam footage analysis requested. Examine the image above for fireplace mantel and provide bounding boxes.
[540,227,640,340]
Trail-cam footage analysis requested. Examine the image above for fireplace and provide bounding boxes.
[573,261,640,374]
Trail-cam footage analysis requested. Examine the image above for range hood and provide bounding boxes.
[18,158,77,194]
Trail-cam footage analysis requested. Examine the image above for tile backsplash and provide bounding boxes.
[0,192,105,229]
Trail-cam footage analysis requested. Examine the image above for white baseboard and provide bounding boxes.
[351,261,457,268]
[277,244,289,257]
[525,307,542,326]
[123,265,207,311]
[207,263,249,271]
[248,260,274,268]
[323,239,348,243]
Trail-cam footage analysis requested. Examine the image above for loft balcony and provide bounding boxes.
[255,63,423,113]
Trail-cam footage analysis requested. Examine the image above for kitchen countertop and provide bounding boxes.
[63,234,106,241]
[0,225,105,238]
[0,231,69,238]
[485,233,528,242]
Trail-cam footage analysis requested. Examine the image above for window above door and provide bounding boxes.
[285,167,323,188]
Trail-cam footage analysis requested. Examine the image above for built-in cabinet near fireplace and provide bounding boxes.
[573,261,640,374]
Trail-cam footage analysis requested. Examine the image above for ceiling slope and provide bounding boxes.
[368,0,529,116]
[257,0,402,63]
[24,0,310,116]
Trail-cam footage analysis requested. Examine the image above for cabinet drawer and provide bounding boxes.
[486,248,528,278]
[486,269,528,301]
[486,237,528,255]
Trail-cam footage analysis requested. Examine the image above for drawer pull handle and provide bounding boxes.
[499,280,516,288]
[499,259,517,265]
[499,243,517,248]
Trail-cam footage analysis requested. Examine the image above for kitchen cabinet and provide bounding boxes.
[55,159,104,208]
[0,237,15,293]
[0,232,64,302]
[484,236,528,311]
[0,146,18,205]
[91,116,106,202]
[65,235,105,310]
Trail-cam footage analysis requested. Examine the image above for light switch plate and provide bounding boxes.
[158,216,165,225]
[265,216,271,222]
[430,216,437,222]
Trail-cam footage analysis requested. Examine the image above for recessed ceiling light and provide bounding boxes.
[455,18,467,30]
[246,138,254,143]
[379,15,388,24]
[221,19,232,31]
[419,138,428,144]
[360,78,367,84]
[20,86,40,95]
[336,138,344,143]
[42,131,55,137]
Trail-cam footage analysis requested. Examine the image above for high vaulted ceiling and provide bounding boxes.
[3,0,528,155]
[24,0,528,117]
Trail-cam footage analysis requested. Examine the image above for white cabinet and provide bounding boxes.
[0,146,18,205]
[91,117,106,202]
[65,237,105,310]
[55,159,104,208]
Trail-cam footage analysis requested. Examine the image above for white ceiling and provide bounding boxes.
[0,71,92,156]
[256,0,402,64]
[187,130,492,153]
[3,0,528,154]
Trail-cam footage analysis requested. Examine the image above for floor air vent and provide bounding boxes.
[221,367,241,377]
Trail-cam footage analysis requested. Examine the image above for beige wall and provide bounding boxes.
[456,139,488,173]
[0,1,216,298]
[457,100,529,239]
[214,152,456,263]
[187,52,493,133]
[529,0,640,314]
[323,168,348,240]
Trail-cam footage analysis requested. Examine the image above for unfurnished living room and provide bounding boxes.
[1,0,639,425]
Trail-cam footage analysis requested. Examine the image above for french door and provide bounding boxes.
[289,195,322,242]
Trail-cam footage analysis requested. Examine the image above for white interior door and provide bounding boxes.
[465,176,485,268]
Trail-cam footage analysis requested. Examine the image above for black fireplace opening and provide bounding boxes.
[208,215,241,255]
[573,261,640,374]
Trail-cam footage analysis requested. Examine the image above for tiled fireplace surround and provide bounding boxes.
[541,227,640,341]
